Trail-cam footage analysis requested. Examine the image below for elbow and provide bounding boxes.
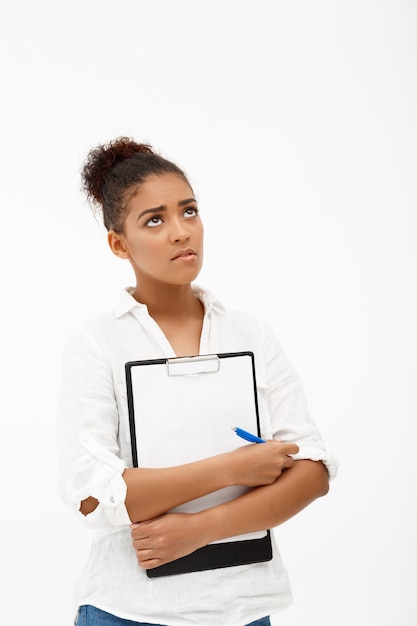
[80,496,99,516]
[316,461,330,497]
[298,459,329,499]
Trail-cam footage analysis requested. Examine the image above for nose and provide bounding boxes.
[169,218,190,243]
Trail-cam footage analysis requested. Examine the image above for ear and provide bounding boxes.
[108,230,130,259]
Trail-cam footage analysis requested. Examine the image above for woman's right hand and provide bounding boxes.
[228,440,299,487]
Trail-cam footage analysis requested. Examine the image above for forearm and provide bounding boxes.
[195,460,329,544]
[80,439,300,521]
[79,454,234,519]
[123,453,238,522]
[129,459,329,569]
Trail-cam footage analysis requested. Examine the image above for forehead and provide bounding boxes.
[128,173,194,208]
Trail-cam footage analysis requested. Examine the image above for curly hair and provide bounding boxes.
[81,137,189,232]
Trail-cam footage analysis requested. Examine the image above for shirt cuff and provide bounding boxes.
[275,422,339,481]
[60,432,132,528]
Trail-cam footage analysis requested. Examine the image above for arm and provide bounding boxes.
[200,459,329,540]
[81,439,299,520]
[131,459,329,569]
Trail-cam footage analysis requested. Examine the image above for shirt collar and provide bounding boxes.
[115,285,227,319]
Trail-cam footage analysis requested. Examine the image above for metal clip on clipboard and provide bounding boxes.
[166,354,220,376]
[125,351,273,577]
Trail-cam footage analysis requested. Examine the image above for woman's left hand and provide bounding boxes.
[130,512,207,569]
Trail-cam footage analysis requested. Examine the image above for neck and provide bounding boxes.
[132,283,200,321]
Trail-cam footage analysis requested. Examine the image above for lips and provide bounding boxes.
[171,247,197,260]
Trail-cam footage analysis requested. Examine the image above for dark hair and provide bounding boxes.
[81,136,190,232]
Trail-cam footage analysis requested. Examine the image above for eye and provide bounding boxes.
[145,215,163,227]
[183,206,199,218]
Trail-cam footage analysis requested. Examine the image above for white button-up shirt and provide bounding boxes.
[57,286,338,625]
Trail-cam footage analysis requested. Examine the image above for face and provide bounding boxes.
[109,173,204,288]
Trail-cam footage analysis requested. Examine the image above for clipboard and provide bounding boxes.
[125,351,272,577]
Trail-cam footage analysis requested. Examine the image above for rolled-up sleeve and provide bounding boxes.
[261,321,339,480]
[57,327,131,528]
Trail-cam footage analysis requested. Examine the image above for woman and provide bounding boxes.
[57,137,337,626]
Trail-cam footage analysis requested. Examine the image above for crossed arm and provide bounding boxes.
[80,439,329,569]
[127,447,329,570]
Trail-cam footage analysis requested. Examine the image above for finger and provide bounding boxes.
[131,530,152,540]
[280,442,299,455]
[132,535,155,549]
[130,516,161,532]
[130,524,152,539]
[135,544,151,553]
[137,556,162,569]
[135,546,164,568]
[283,455,295,468]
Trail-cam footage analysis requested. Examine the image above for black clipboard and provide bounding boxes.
[125,351,272,577]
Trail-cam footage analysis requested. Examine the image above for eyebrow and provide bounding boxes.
[137,197,197,221]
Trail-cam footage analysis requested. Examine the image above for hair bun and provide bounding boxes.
[81,136,154,206]
[106,136,154,161]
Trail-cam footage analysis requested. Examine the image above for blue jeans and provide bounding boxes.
[76,605,271,626]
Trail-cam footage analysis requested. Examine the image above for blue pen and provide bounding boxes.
[232,426,265,443]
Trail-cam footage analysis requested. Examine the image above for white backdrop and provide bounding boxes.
[1,1,416,625]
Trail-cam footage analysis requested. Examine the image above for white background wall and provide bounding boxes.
[1,1,416,624]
